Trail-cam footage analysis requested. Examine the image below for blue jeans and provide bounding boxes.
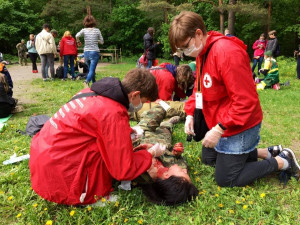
[215,123,261,154]
[147,59,153,68]
[63,55,75,79]
[84,51,99,83]
[252,56,264,75]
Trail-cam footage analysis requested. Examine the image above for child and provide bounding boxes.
[257,51,280,90]
[0,74,17,118]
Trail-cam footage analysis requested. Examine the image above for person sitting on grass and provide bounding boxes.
[130,103,198,205]
[150,63,195,101]
[0,63,13,97]
[0,74,17,118]
[257,50,280,90]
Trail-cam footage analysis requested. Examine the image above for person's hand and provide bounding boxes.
[54,53,57,58]
[77,41,82,47]
[157,42,160,45]
[131,125,144,139]
[202,126,223,148]
[133,143,153,152]
[148,143,166,157]
[184,115,195,135]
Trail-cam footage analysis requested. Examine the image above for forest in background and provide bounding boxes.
[0,0,299,59]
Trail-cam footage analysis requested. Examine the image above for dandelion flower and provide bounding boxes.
[33,203,38,208]
[243,205,248,209]
[217,186,221,191]
[242,198,245,202]
[236,200,240,204]
[46,220,53,225]
[7,196,13,201]
[44,208,48,211]
[124,218,128,223]
[218,203,224,208]
[101,197,106,203]
[195,177,200,182]
[70,210,75,216]
[260,193,266,198]
[229,209,234,214]
[114,201,119,207]
[0,191,4,195]
[16,213,21,218]
[193,171,198,175]
[249,201,253,205]
[138,219,143,224]
[215,194,219,197]
[87,206,92,211]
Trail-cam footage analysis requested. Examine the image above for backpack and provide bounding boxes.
[55,66,64,79]
[16,115,50,137]
[275,44,280,57]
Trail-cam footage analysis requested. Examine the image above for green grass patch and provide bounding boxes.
[0,58,299,224]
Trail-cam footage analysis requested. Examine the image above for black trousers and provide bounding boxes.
[29,52,38,70]
[201,146,278,187]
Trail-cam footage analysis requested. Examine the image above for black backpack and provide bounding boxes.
[55,66,64,79]
[16,115,50,137]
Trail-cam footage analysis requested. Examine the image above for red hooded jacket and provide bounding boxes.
[60,36,77,57]
[184,31,263,137]
[150,63,186,101]
[29,78,152,205]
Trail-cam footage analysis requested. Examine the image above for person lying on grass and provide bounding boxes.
[129,103,198,205]
[30,69,165,205]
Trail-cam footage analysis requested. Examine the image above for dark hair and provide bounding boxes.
[122,68,158,101]
[83,15,97,28]
[260,33,265,38]
[141,176,199,205]
[147,27,155,37]
[176,64,194,92]
[43,24,50,30]
[268,30,276,36]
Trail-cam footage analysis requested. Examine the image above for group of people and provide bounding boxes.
[28,11,300,208]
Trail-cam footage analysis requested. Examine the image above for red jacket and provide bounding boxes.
[252,39,267,57]
[60,36,77,57]
[29,78,152,205]
[184,31,263,137]
[150,63,185,101]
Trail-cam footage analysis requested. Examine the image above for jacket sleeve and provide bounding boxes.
[184,79,197,116]
[75,29,84,39]
[217,45,260,128]
[74,38,78,56]
[96,111,152,181]
[271,38,278,53]
[27,41,32,50]
[252,40,259,50]
[49,35,57,54]
[98,29,104,45]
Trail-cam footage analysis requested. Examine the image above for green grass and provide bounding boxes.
[0,57,300,225]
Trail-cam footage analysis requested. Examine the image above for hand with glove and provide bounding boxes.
[131,125,144,140]
[202,125,224,149]
[184,115,195,136]
[147,143,166,157]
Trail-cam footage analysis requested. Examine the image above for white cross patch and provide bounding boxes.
[203,73,212,88]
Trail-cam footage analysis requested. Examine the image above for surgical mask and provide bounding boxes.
[184,42,204,57]
[128,97,143,112]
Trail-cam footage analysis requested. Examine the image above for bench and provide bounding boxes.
[77,48,122,64]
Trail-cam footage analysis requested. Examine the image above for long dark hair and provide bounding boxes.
[140,176,199,205]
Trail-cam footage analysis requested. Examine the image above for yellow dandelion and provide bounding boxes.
[246,185,250,188]
[101,197,106,203]
[46,220,53,225]
[195,177,200,182]
[236,200,240,204]
[217,219,222,223]
[0,191,4,195]
[114,201,119,207]
[138,219,143,224]
[16,213,21,218]
[10,125,13,128]
[70,210,75,216]
[242,198,246,202]
[193,171,198,175]
[249,201,253,205]
[230,222,235,225]
[218,203,224,208]
[217,186,221,191]
[203,190,207,193]
[29,187,32,190]
[199,191,204,195]
[124,218,128,223]
[215,194,219,197]
[87,206,92,211]
[243,205,248,209]
[260,193,266,198]
[7,196,13,201]
[44,208,48,211]
[229,209,234,214]
[33,203,38,208]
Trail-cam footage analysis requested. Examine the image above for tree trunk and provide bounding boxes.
[164,7,168,24]
[228,0,236,35]
[267,0,272,33]
[219,0,224,34]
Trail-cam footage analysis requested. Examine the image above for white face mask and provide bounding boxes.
[128,96,143,112]
[183,41,204,58]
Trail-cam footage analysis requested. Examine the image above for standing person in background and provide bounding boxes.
[173,50,183,66]
[143,27,160,69]
[224,28,234,37]
[76,9,104,87]
[16,39,27,66]
[265,30,279,58]
[168,11,299,187]
[27,34,39,73]
[35,24,57,81]
[252,33,267,77]
[60,31,77,81]
[294,45,300,80]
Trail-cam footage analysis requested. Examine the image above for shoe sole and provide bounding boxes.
[283,148,300,180]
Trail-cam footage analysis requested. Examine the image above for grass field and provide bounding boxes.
[0,57,300,225]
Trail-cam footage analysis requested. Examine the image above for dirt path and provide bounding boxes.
[7,62,110,104]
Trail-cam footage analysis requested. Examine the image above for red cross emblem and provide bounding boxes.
[203,73,212,88]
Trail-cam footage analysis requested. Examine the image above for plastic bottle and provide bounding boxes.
[3,154,30,165]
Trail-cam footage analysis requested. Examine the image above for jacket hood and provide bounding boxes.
[143,33,152,41]
[91,77,129,108]
[159,63,177,78]
[200,31,247,57]
[63,36,73,40]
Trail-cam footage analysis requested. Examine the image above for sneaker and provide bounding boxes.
[268,145,283,157]
[71,77,76,81]
[83,81,89,88]
[272,83,280,90]
[61,78,67,81]
[278,148,300,180]
[43,78,49,82]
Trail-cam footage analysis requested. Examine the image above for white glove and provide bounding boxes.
[184,115,195,135]
[202,126,223,148]
[148,143,166,157]
[118,181,131,191]
[131,126,144,140]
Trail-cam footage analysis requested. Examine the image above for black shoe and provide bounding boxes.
[71,77,76,81]
[278,148,300,182]
[268,145,282,157]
